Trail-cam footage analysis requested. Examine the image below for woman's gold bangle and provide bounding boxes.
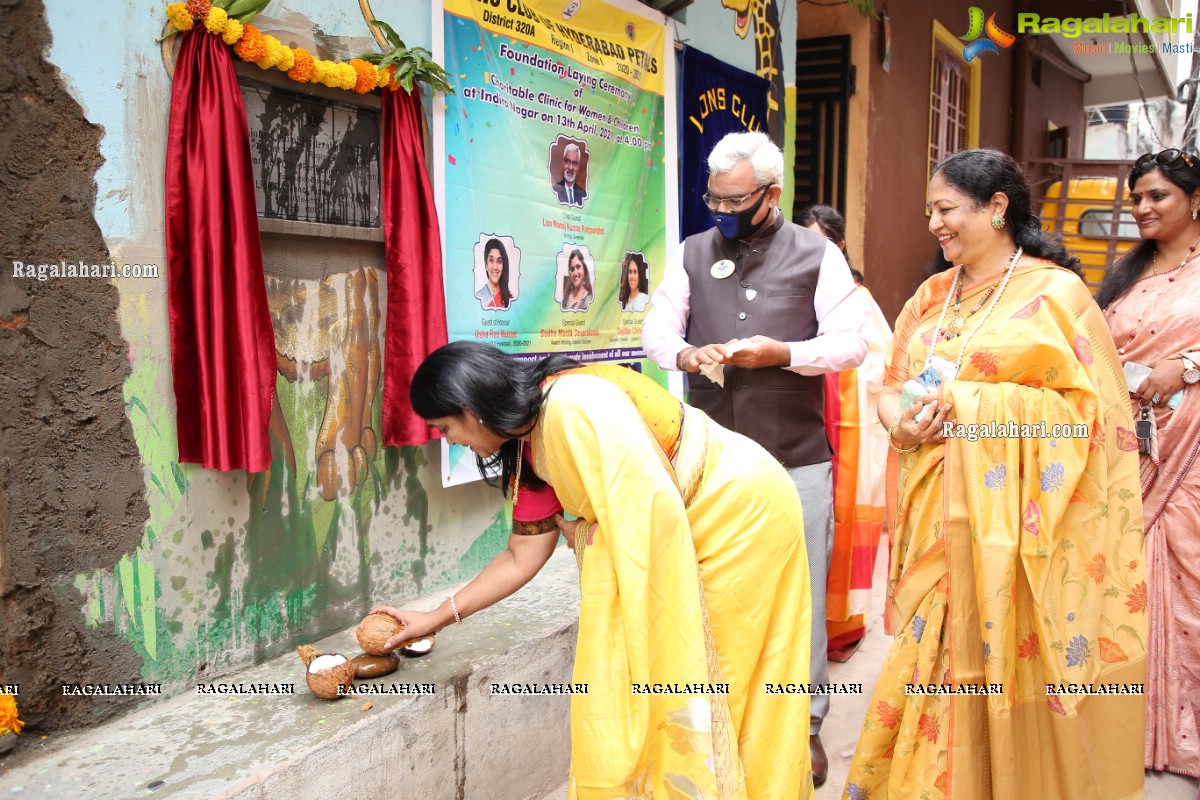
[449,593,462,625]
[887,419,920,454]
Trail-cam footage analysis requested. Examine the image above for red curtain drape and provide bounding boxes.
[165,29,276,472]
[380,88,448,447]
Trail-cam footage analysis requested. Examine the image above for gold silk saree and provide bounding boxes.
[844,261,1146,800]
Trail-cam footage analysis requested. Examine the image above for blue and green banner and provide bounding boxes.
[434,0,675,484]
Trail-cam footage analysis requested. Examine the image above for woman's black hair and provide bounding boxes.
[618,253,649,308]
[483,238,513,308]
[798,204,862,281]
[561,249,593,301]
[410,341,580,496]
[927,148,1082,278]
[1096,155,1200,309]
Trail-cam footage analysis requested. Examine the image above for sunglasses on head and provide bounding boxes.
[1135,148,1197,169]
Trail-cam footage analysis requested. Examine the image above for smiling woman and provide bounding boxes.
[847,149,1147,800]
[1097,149,1200,779]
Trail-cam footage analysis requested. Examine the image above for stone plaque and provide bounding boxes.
[241,81,381,228]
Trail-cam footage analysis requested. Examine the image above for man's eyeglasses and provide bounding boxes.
[563,157,580,167]
[703,185,770,212]
[1135,148,1197,169]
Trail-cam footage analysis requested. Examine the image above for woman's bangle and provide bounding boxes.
[448,593,462,625]
[887,419,920,454]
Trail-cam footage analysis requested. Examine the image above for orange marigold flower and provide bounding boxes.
[1085,553,1105,584]
[233,24,267,63]
[1125,581,1147,614]
[917,712,941,742]
[350,58,378,94]
[221,18,244,45]
[185,0,211,19]
[0,695,23,736]
[287,48,315,82]
[165,3,193,31]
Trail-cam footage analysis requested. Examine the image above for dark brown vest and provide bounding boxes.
[683,213,831,468]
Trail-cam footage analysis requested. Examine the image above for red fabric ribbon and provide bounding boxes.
[380,88,448,446]
[165,29,276,472]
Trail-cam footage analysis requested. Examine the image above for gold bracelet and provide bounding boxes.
[887,419,920,454]
[449,593,462,625]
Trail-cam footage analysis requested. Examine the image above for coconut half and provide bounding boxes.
[399,634,436,657]
[300,650,355,700]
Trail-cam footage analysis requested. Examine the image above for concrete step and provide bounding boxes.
[0,549,580,800]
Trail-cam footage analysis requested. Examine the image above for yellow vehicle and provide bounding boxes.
[1040,176,1138,293]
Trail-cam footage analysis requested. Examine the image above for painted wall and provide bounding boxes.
[2,0,799,735]
[0,0,505,733]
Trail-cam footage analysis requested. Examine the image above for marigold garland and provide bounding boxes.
[0,695,23,737]
[203,7,228,35]
[165,4,407,93]
[232,23,268,63]
[166,3,194,32]
[287,47,315,83]
[350,58,377,94]
[221,18,243,46]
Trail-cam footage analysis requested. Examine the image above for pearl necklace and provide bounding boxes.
[1117,236,1200,355]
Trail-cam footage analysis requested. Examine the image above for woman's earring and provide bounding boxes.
[991,214,1006,230]
[1193,206,1198,221]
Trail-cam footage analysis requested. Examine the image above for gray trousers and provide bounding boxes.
[786,461,833,734]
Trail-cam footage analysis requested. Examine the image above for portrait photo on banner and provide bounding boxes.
[548,134,590,209]
[619,251,651,313]
[555,244,595,313]
[473,234,521,311]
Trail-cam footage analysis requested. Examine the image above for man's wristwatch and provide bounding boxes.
[1183,357,1200,386]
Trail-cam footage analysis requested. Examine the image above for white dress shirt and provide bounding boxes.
[641,235,868,375]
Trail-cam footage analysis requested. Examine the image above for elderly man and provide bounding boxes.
[642,130,866,787]
[553,143,587,207]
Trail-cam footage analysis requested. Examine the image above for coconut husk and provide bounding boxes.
[355,613,405,656]
[305,655,355,701]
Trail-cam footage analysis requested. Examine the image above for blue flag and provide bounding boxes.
[679,46,770,239]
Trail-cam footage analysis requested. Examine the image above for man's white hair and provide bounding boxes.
[564,143,581,157]
[707,131,783,186]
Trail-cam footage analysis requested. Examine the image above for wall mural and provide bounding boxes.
[722,0,784,142]
[67,7,506,689]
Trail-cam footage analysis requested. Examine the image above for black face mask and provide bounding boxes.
[710,188,770,240]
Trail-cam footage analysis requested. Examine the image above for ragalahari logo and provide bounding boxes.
[959,7,1017,61]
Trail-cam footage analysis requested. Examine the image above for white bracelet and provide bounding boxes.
[449,593,462,625]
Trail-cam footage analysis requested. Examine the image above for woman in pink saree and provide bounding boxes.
[1098,148,1200,778]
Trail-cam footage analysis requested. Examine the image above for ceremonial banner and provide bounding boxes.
[679,45,769,239]
[435,0,675,485]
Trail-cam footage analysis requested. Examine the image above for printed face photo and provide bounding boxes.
[548,136,590,209]
[555,245,595,312]
[473,234,521,311]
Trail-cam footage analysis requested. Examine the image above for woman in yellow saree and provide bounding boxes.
[843,150,1146,799]
[379,342,814,799]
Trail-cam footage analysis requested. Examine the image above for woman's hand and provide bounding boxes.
[370,606,441,650]
[555,514,597,551]
[891,392,953,446]
[1135,359,1187,407]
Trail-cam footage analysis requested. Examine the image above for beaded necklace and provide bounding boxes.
[929,247,1023,370]
[1114,235,1200,356]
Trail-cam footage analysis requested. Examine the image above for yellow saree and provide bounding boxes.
[532,365,813,800]
[844,261,1146,799]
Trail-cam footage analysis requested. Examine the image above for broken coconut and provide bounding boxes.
[297,644,355,700]
[399,635,436,657]
[355,613,405,656]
